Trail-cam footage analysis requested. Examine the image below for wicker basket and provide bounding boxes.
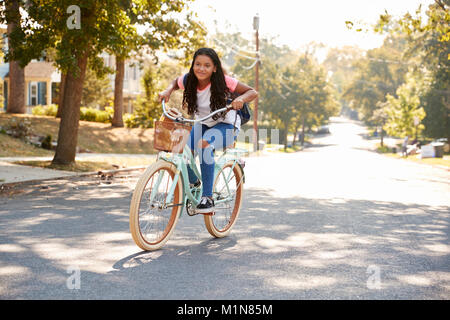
[154,118,191,153]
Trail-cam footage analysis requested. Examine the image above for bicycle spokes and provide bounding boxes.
[139,168,178,244]
[211,165,242,231]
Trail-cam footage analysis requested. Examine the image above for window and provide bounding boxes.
[30,82,37,106]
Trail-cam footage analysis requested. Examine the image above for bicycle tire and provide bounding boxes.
[129,160,183,251]
[204,161,244,238]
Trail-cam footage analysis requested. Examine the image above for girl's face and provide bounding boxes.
[193,54,217,82]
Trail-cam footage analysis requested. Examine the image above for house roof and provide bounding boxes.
[26,61,56,78]
[4,61,59,81]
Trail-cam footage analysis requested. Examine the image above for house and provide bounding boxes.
[1,26,61,112]
[2,60,61,112]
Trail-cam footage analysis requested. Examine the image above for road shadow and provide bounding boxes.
[1,179,449,299]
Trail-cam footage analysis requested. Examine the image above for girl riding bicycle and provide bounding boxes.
[158,47,258,215]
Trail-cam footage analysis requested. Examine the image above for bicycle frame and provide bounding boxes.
[150,99,247,217]
[156,144,247,217]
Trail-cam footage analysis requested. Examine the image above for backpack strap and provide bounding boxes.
[183,73,188,89]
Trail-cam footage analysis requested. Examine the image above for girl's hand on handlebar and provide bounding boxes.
[231,97,244,110]
[158,90,171,103]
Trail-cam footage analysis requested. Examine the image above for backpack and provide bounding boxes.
[183,74,251,125]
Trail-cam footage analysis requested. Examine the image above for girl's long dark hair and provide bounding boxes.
[182,48,229,120]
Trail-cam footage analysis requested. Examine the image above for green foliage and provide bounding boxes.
[31,104,58,116]
[384,73,426,138]
[125,60,185,128]
[41,134,53,150]
[343,34,409,124]
[0,0,206,163]
[374,1,449,140]
[81,66,113,109]
[376,144,393,154]
[80,106,113,123]
[123,113,141,128]
[323,46,364,109]
[376,1,449,42]
[227,33,337,148]
[32,104,113,124]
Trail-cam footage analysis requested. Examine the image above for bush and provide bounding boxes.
[41,134,53,150]
[31,104,58,116]
[123,113,136,128]
[376,144,394,154]
[80,107,112,123]
[124,112,155,128]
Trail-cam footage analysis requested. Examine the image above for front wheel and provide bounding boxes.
[204,161,244,238]
[129,160,183,251]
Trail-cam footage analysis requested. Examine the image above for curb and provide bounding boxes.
[0,165,148,190]
[0,149,288,190]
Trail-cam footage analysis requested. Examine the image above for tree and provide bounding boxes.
[371,101,389,147]
[81,65,113,109]
[1,0,25,114]
[290,54,339,146]
[384,73,426,139]
[227,33,337,149]
[129,64,166,128]
[10,0,200,165]
[343,34,409,125]
[323,46,363,112]
[110,0,206,127]
[374,0,449,140]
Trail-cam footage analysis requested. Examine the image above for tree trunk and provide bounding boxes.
[301,118,306,146]
[112,57,124,127]
[52,53,89,165]
[292,126,299,146]
[283,122,289,151]
[56,73,66,118]
[6,0,25,114]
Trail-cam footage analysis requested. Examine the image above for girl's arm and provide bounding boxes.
[158,78,179,103]
[231,82,258,110]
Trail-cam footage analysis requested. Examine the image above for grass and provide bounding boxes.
[383,153,450,168]
[374,143,450,168]
[0,133,53,157]
[13,155,156,172]
[12,160,116,172]
[0,113,156,156]
[0,113,307,163]
[281,145,303,153]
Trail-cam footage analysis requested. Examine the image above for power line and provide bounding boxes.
[196,23,260,64]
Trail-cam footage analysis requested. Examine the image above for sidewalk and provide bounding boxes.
[0,153,156,186]
[0,147,271,186]
[0,160,77,185]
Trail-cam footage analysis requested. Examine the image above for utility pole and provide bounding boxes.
[253,14,260,152]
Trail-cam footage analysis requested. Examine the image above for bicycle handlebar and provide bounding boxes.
[162,99,232,123]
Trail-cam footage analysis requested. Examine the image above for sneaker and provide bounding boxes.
[196,196,215,215]
[189,180,201,189]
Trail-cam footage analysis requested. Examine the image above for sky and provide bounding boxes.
[190,0,435,53]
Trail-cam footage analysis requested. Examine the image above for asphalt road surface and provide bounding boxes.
[1,117,449,300]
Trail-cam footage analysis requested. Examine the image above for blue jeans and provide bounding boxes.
[187,122,238,197]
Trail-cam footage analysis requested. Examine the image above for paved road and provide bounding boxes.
[0,117,449,299]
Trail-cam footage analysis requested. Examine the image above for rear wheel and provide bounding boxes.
[129,161,183,251]
[204,161,244,238]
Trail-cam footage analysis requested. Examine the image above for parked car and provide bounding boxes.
[316,125,330,134]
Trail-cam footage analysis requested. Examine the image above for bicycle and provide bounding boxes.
[129,100,247,251]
